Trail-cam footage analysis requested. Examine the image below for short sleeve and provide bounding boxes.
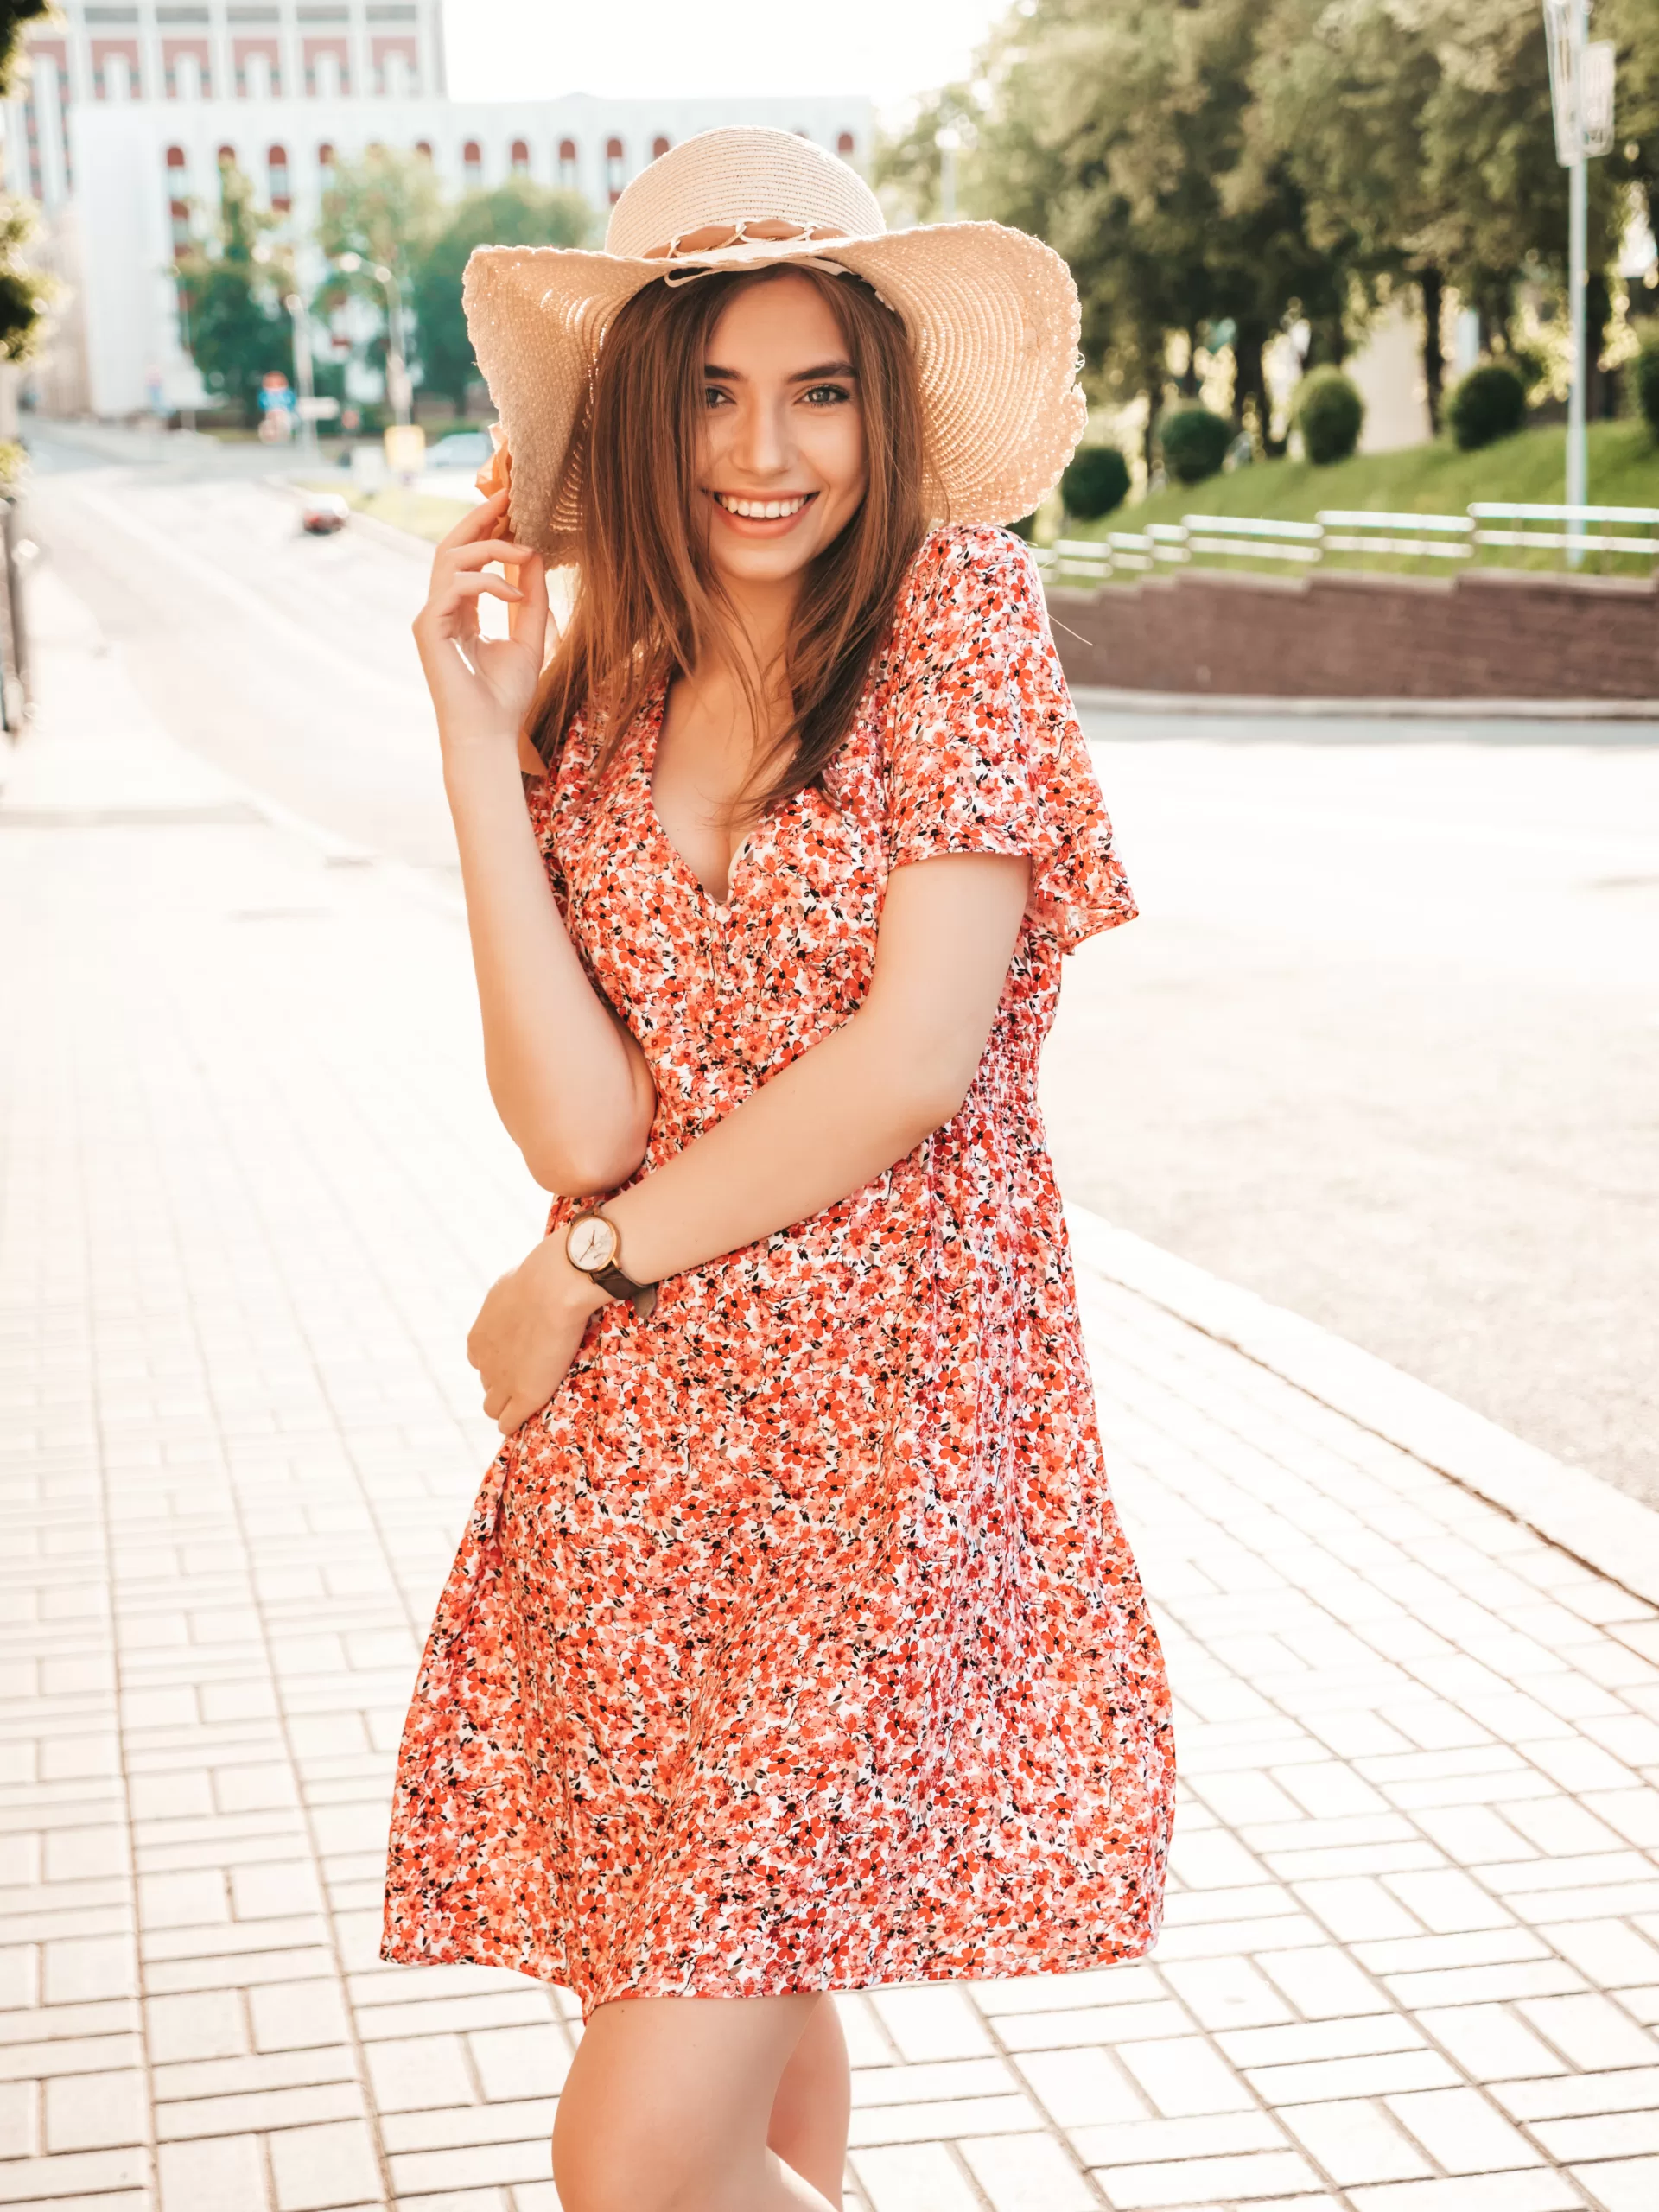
[883,530,1136,952]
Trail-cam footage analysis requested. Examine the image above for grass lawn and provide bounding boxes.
[1063,419,1659,581]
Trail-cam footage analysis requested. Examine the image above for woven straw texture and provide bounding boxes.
[461,126,1087,562]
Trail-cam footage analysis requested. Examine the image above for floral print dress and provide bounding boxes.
[382,525,1174,2013]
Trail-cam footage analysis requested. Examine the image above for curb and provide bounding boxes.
[1066,1205,1659,1610]
[1070,685,1659,723]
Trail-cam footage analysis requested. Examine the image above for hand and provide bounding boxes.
[467,1232,610,1435]
[411,486,550,760]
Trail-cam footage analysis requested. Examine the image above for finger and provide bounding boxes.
[444,574,524,605]
[434,486,510,555]
[498,1395,537,1436]
[443,538,537,571]
[483,1383,509,1420]
[509,552,550,650]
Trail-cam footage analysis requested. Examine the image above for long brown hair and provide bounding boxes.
[525,263,927,809]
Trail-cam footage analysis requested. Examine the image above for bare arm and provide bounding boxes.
[468,850,1030,1430]
[601,851,1027,1285]
[412,490,655,1193]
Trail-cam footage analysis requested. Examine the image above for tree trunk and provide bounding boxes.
[1231,325,1284,456]
[1420,265,1446,434]
[1586,271,1615,418]
[1178,323,1203,398]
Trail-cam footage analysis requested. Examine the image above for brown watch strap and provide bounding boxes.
[592,1262,658,1320]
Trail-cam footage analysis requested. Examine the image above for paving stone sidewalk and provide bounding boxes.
[5,569,1659,2212]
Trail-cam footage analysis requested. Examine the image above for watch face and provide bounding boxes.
[568,1215,618,1273]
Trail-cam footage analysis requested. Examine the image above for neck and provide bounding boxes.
[721,569,798,681]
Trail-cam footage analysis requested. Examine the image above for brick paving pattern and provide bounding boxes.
[5,577,1659,2209]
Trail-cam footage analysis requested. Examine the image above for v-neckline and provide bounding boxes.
[641,687,765,914]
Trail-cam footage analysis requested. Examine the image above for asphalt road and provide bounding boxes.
[20,429,1659,1502]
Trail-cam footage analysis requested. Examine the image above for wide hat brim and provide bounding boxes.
[462,223,1087,564]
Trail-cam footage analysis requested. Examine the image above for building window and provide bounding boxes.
[837,131,855,156]
[414,139,433,162]
[558,137,578,190]
[165,144,190,255]
[606,136,625,203]
[511,138,529,175]
[463,139,482,188]
[268,143,289,210]
[652,135,670,160]
[318,142,335,177]
[216,143,237,194]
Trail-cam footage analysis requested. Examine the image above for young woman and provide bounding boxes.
[383,129,1173,2212]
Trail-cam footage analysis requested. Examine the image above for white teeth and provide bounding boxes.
[717,493,808,518]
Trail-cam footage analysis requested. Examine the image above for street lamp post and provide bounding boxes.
[334,250,412,427]
[283,292,319,467]
[1544,0,1617,565]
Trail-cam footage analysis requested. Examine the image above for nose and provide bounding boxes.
[729,391,793,482]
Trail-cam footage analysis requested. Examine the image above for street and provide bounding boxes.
[21,428,1659,1501]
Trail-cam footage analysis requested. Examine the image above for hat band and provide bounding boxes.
[643,216,855,262]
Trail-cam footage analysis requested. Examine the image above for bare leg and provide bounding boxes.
[768,1997,850,2209]
[553,1992,840,2212]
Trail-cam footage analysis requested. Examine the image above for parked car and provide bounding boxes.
[426,429,494,470]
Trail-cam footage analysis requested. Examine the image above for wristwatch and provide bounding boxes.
[564,1208,658,1319]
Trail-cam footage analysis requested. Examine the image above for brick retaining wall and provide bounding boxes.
[1047,564,1659,700]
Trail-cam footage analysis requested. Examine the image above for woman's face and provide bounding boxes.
[693,270,868,593]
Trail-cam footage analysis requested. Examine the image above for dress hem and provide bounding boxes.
[378,1922,1165,2022]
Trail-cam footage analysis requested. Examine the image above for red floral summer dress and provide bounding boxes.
[382,524,1174,2012]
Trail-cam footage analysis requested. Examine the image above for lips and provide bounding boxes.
[711,491,815,519]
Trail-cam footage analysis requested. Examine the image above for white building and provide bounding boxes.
[5,3,874,417]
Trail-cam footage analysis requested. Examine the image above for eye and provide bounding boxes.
[801,382,853,407]
[702,385,734,409]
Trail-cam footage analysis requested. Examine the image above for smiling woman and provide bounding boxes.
[528,261,925,833]
[386,127,1173,2212]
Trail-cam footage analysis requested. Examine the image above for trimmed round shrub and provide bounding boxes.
[1060,443,1131,521]
[1446,363,1527,451]
[1634,334,1659,441]
[1005,510,1038,541]
[1159,404,1231,486]
[1293,366,1365,466]
[1507,345,1548,397]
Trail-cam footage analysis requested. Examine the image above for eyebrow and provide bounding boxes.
[702,359,858,382]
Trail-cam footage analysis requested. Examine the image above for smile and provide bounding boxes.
[711,492,816,518]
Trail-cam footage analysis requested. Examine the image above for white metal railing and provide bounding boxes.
[1468,501,1659,558]
[1316,510,1473,560]
[1030,499,1659,584]
[1182,514,1323,563]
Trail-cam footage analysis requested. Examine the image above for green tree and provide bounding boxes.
[1255,0,1615,429]
[969,0,1352,459]
[410,177,591,411]
[313,145,442,397]
[874,85,978,226]
[173,156,291,425]
[0,3,57,378]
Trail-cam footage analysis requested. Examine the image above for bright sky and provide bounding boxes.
[441,0,1008,111]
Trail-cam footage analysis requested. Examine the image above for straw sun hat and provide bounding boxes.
[462,124,1086,563]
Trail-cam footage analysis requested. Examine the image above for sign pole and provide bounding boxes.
[1567,0,1588,566]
